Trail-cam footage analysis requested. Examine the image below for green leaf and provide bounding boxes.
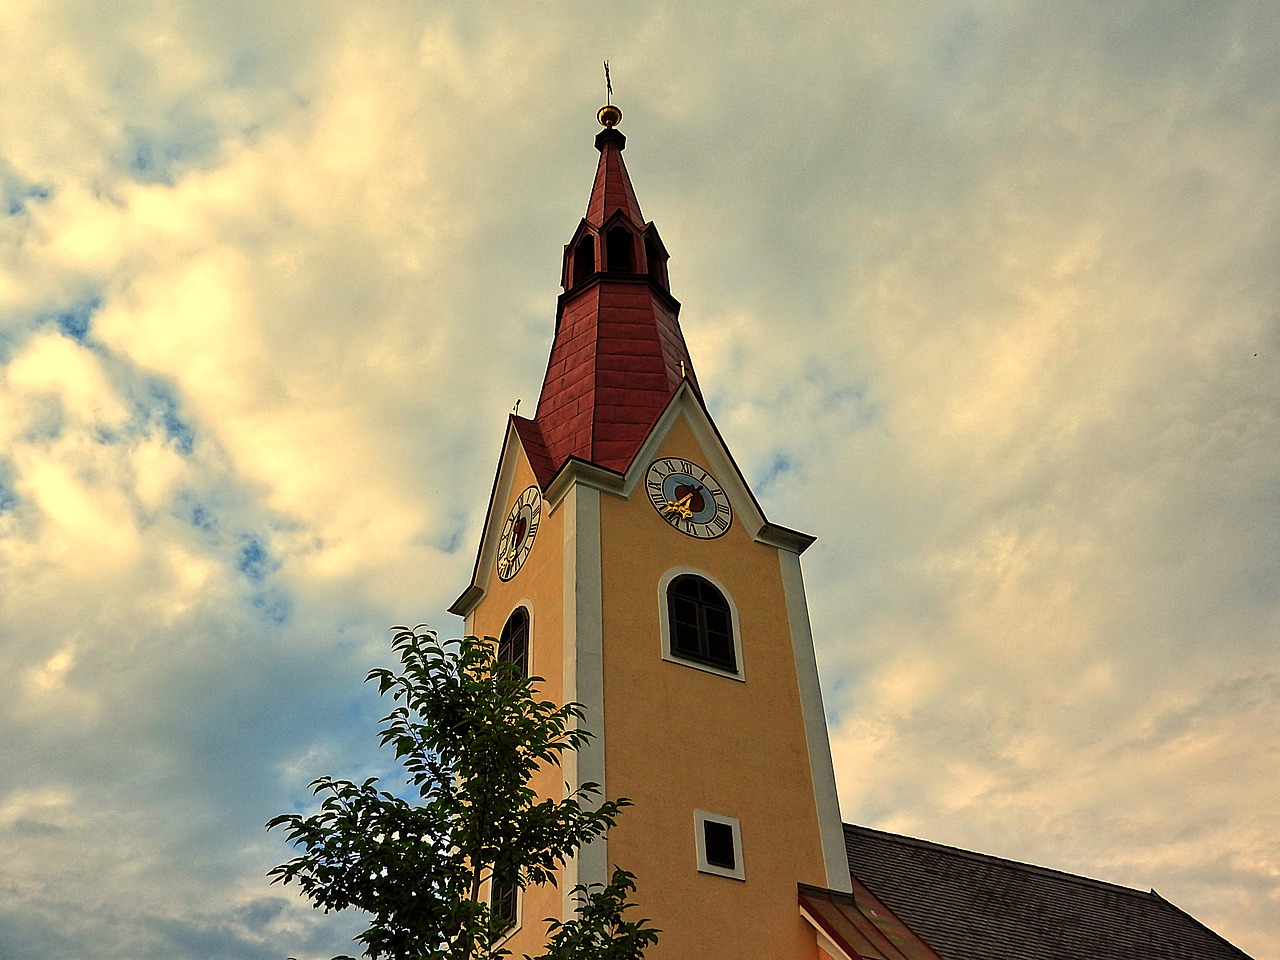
[266,628,658,960]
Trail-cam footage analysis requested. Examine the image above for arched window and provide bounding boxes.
[666,575,735,672]
[572,235,594,286]
[606,226,634,273]
[497,607,529,678]
[644,234,667,288]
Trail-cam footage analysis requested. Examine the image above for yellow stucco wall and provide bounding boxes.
[468,445,566,709]
[464,415,827,959]
[467,444,567,957]
[598,414,828,959]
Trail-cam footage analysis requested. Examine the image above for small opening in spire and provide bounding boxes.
[606,226,634,273]
[644,234,667,289]
[573,235,595,286]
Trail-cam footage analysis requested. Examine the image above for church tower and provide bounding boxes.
[450,104,849,958]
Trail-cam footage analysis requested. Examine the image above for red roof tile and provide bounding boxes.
[524,124,700,486]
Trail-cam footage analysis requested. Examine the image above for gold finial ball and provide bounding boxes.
[597,103,623,128]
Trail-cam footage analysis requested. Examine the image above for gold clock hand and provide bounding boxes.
[663,492,695,519]
[498,541,517,569]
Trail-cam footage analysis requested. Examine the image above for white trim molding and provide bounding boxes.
[561,484,607,915]
[779,550,851,893]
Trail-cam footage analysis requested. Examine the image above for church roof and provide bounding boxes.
[800,881,945,960]
[523,115,699,486]
[842,824,1255,960]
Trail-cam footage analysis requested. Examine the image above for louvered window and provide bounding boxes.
[491,871,517,932]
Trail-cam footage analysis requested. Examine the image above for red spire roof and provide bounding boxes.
[586,127,645,225]
[516,116,699,487]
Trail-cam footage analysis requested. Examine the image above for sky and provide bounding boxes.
[1,1,1277,958]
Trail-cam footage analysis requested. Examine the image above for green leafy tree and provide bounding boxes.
[267,627,658,960]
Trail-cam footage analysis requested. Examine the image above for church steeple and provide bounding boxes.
[513,105,699,486]
[452,105,850,960]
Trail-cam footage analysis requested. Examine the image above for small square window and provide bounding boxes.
[694,810,745,881]
[704,820,735,869]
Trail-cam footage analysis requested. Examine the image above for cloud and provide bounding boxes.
[0,1,1276,957]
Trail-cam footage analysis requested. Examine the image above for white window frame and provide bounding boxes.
[694,809,745,881]
[657,567,745,681]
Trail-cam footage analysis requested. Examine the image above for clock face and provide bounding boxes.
[645,457,732,539]
[497,485,541,581]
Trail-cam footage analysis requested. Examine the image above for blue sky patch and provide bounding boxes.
[190,502,217,533]
[139,380,196,455]
[153,914,280,960]
[250,588,292,626]
[0,463,16,512]
[936,11,984,76]
[158,398,195,456]
[234,898,286,933]
[1,160,52,217]
[122,121,218,186]
[128,136,173,185]
[173,491,220,533]
[756,453,793,496]
[5,182,51,217]
[830,382,879,428]
[433,511,469,554]
[22,398,64,443]
[237,536,278,583]
[38,296,101,344]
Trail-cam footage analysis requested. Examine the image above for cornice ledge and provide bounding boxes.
[755,521,817,554]
[544,457,627,509]
[555,272,682,318]
[448,583,485,619]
